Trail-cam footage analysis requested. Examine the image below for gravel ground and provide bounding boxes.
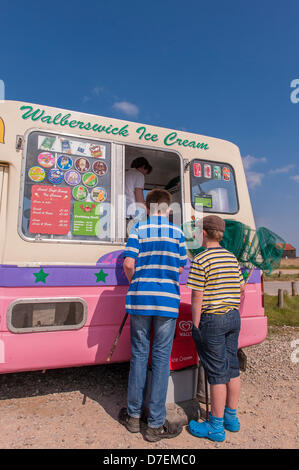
[0,326,298,450]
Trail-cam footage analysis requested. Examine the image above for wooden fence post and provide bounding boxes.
[277,289,283,308]
[291,282,297,296]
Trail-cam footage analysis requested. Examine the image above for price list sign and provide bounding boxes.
[73,201,100,237]
[29,185,71,235]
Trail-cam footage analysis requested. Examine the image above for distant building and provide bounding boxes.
[277,243,296,258]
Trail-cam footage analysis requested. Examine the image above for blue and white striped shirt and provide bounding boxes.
[124,216,187,318]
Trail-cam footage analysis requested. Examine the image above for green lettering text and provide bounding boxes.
[41,115,53,124]
[53,113,62,125]
[20,106,44,122]
[136,126,146,140]
[60,114,71,126]
[164,132,177,146]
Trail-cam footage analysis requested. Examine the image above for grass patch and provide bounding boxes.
[264,293,299,326]
[277,265,299,270]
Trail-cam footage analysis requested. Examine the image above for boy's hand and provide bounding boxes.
[123,257,136,283]
[240,283,245,297]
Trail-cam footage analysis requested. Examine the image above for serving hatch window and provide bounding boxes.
[20,131,112,243]
[190,159,238,214]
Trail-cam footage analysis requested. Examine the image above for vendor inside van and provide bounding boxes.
[125,147,183,235]
[125,157,152,232]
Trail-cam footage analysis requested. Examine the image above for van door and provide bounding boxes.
[0,163,8,263]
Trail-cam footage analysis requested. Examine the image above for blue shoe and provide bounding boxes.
[189,415,225,442]
[223,407,240,432]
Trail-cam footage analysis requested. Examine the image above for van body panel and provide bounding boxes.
[0,327,131,374]
[0,100,255,266]
[0,283,266,374]
[0,100,265,374]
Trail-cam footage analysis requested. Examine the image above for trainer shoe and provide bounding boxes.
[118,407,141,433]
[145,420,183,442]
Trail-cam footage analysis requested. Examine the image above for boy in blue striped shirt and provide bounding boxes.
[118,189,187,442]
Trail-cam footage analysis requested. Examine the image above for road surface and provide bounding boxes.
[263,281,299,295]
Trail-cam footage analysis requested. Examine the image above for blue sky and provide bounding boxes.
[1,0,299,251]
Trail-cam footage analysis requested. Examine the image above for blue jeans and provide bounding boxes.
[192,309,241,385]
[127,314,176,428]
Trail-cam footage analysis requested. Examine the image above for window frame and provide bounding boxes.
[18,128,116,245]
[7,297,88,334]
[189,158,239,215]
[121,143,185,243]
[18,129,186,245]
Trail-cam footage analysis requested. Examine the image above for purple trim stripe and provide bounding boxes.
[0,250,260,287]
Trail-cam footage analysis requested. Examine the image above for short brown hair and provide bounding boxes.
[205,229,224,242]
[202,215,225,232]
[131,157,152,174]
[146,189,171,212]
[202,215,225,241]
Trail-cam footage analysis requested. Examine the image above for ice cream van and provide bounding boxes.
[0,101,266,374]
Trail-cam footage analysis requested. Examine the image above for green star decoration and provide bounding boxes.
[33,268,49,284]
[94,269,108,283]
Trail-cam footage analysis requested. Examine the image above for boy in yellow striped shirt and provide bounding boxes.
[187,215,245,442]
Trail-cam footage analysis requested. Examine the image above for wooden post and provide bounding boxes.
[291,282,297,296]
[277,289,283,308]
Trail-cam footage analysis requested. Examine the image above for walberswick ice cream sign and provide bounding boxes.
[19,105,210,151]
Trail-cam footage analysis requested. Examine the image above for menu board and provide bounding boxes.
[21,131,111,242]
[73,201,101,236]
[29,185,71,235]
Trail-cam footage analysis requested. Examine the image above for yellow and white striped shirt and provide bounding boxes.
[187,247,245,315]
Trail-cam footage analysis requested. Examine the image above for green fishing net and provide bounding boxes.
[182,219,285,275]
[246,226,286,275]
[220,219,252,264]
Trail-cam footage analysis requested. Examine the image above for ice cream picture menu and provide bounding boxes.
[22,130,111,242]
